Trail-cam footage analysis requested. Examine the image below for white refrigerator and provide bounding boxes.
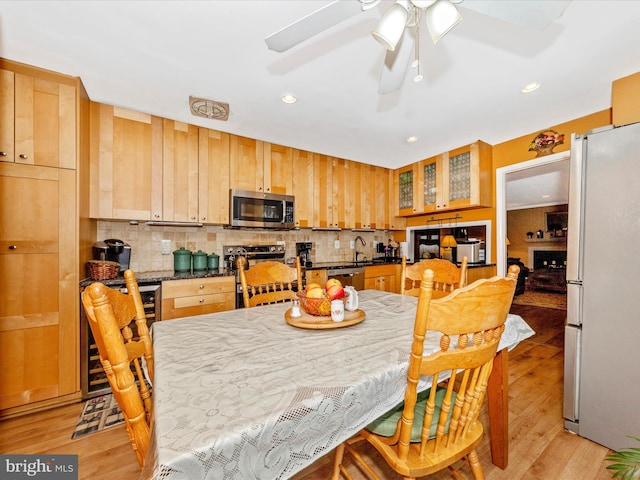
[563,122,640,451]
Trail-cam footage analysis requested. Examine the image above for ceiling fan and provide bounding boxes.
[265,0,572,94]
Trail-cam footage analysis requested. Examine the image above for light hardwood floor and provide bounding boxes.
[0,305,614,480]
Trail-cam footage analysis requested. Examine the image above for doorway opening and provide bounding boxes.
[496,151,570,277]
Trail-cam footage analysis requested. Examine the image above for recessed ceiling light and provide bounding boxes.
[521,82,541,94]
[406,136,418,143]
[281,93,297,104]
[542,194,550,198]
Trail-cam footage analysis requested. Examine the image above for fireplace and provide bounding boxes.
[528,247,567,270]
[533,250,567,270]
[528,248,567,293]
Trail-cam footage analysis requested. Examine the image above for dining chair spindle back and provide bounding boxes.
[332,265,520,480]
[401,256,468,298]
[239,257,303,308]
[81,269,153,468]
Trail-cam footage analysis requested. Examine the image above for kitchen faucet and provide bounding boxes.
[354,236,366,263]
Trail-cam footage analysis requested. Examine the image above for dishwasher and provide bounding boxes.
[326,267,365,290]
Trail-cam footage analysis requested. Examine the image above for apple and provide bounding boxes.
[306,282,322,293]
[306,285,325,298]
[325,278,342,291]
[327,284,345,300]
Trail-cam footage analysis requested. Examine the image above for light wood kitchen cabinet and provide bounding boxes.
[395,140,492,216]
[364,264,399,293]
[333,157,355,229]
[264,142,293,194]
[313,153,334,228]
[313,154,358,229]
[292,148,314,228]
[0,67,76,168]
[199,127,230,224]
[89,103,163,221]
[371,167,396,230]
[229,135,294,195]
[162,119,199,222]
[396,163,418,216]
[306,269,327,287]
[229,134,262,192]
[440,140,492,211]
[0,59,88,417]
[161,276,236,320]
[0,163,78,412]
[466,265,497,284]
[353,162,374,230]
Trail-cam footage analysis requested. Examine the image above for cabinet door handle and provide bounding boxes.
[199,298,204,303]
[199,284,205,289]
[19,154,28,159]
[0,152,7,157]
[9,245,17,250]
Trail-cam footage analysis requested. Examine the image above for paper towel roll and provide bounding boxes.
[399,242,409,258]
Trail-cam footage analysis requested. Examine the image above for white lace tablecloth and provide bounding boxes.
[144,290,534,480]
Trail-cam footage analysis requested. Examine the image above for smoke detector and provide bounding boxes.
[189,96,229,121]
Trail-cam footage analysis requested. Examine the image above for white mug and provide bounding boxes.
[344,286,359,311]
[331,300,345,322]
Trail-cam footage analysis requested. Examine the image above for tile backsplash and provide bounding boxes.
[97,221,395,272]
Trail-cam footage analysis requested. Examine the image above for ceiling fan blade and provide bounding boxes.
[265,0,365,52]
[460,0,572,30]
[378,27,415,95]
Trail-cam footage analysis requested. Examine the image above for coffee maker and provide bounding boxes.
[93,239,131,273]
[296,242,313,268]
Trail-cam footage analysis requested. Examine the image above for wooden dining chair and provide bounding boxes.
[332,265,520,480]
[239,257,303,308]
[401,255,468,299]
[81,270,153,468]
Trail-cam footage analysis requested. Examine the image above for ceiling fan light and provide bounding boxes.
[425,0,462,44]
[371,2,410,51]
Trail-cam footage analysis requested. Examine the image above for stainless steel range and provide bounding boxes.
[223,244,287,308]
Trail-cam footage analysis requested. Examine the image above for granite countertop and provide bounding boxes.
[305,257,403,270]
[80,268,236,287]
[305,258,494,271]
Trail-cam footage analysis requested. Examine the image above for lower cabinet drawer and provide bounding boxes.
[161,292,235,320]
[162,277,235,297]
[161,276,236,320]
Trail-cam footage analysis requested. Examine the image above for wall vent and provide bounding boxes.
[189,96,229,121]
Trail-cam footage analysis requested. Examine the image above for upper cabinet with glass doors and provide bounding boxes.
[395,140,492,216]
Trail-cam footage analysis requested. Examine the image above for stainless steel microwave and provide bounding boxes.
[230,189,295,229]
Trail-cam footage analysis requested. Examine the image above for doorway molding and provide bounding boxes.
[495,151,570,276]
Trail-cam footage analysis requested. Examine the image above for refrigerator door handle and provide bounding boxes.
[567,133,586,283]
[563,325,581,429]
[566,283,582,327]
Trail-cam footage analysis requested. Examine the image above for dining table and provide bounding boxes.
[141,289,535,480]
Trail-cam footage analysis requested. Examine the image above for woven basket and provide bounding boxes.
[297,290,348,316]
[86,260,120,280]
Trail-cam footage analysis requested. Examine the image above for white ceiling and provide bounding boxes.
[505,157,570,210]
[1,1,638,207]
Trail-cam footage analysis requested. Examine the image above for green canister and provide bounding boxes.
[173,247,192,272]
[207,253,220,270]
[192,250,208,271]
